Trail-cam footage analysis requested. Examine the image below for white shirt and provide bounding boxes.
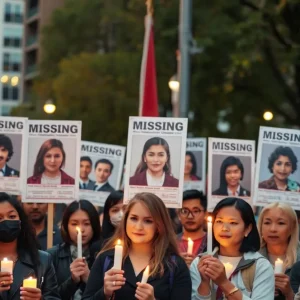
[41,173,61,184]
[227,185,240,196]
[79,179,89,188]
[146,170,165,186]
[94,181,107,190]
[218,255,242,278]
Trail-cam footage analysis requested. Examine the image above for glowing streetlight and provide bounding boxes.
[168,75,180,92]
[1,75,9,84]
[263,111,273,121]
[43,99,56,114]
[11,76,19,86]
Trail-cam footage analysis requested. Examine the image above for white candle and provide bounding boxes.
[187,238,194,255]
[23,276,37,288]
[207,216,213,254]
[1,258,13,273]
[223,262,233,278]
[76,227,82,258]
[141,265,150,283]
[114,239,123,270]
[274,258,283,274]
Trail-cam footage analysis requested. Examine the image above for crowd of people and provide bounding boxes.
[1,190,300,300]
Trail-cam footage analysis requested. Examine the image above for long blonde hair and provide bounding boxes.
[257,202,299,269]
[100,192,179,277]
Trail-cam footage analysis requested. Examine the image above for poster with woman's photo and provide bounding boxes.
[0,117,28,195]
[124,117,188,208]
[254,126,300,210]
[208,138,255,211]
[24,120,82,203]
[183,138,207,193]
[79,141,126,206]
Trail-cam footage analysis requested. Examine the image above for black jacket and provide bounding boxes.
[212,185,250,197]
[47,242,101,300]
[0,250,60,300]
[82,249,192,300]
[4,165,19,177]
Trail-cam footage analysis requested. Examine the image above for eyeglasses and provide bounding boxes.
[179,208,204,218]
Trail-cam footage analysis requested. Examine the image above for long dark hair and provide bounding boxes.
[212,197,260,252]
[0,193,40,268]
[185,151,201,179]
[134,137,171,175]
[61,200,101,245]
[33,139,66,177]
[102,190,123,241]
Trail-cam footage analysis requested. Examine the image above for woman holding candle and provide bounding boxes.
[47,200,101,300]
[257,202,300,299]
[82,192,192,300]
[190,197,274,300]
[0,192,60,300]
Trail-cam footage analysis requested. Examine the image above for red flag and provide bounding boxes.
[139,14,159,117]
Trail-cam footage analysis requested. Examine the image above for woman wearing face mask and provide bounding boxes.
[190,197,274,300]
[101,191,124,246]
[47,200,101,300]
[82,192,192,300]
[0,192,60,300]
[257,202,300,300]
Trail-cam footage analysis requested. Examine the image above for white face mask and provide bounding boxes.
[110,210,123,227]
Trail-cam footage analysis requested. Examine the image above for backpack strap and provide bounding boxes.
[241,261,256,293]
[103,256,111,278]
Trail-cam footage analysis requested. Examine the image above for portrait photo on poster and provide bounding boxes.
[0,133,22,177]
[211,154,252,197]
[129,135,181,188]
[184,150,202,181]
[27,137,76,185]
[258,144,300,192]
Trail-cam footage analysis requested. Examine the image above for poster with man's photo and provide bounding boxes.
[207,138,255,211]
[24,120,82,203]
[254,126,300,210]
[0,117,28,195]
[124,117,188,208]
[79,141,126,206]
[183,138,207,193]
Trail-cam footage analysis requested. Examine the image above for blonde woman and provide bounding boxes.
[258,202,300,300]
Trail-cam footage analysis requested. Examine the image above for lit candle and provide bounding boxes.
[141,265,150,283]
[23,276,37,288]
[114,239,123,270]
[76,227,82,259]
[187,238,194,255]
[274,258,283,274]
[223,262,233,278]
[207,216,213,254]
[1,258,13,273]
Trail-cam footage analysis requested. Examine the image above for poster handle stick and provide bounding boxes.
[47,203,54,249]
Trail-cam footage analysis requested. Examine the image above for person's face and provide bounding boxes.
[184,155,193,175]
[23,203,48,224]
[68,209,93,247]
[225,165,242,188]
[109,200,124,219]
[95,163,111,183]
[126,202,156,245]
[178,199,205,232]
[144,145,168,174]
[0,146,9,166]
[0,201,20,222]
[272,155,293,181]
[43,147,63,174]
[261,207,291,247]
[214,206,251,250]
[80,160,92,180]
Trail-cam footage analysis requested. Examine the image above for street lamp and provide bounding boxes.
[168,74,180,92]
[263,111,273,121]
[43,99,56,114]
[168,74,180,117]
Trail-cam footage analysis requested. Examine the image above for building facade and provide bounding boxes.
[0,0,24,116]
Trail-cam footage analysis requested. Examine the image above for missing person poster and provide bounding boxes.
[0,117,28,195]
[254,126,300,210]
[208,137,255,211]
[124,117,188,208]
[183,138,207,193]
[79,141,126,206]
[24,120,82,203]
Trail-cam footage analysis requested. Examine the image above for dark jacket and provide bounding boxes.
[129,170,179,187]
[47,242,101,300]
[92,182,115,192]
[3,165,19,177]
[82,249,191,300]
[212,185,250,197]
[27,170,75,185]
[37,218,62,251]
[0,250,60,300]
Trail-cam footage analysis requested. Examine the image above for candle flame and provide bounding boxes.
[276,258,283,263]
[117,239,121,245]
[28,276,33,280]
[207,216,212,223]
[3,257,8,261]
[188,237,192,242]
[76,227,81,233]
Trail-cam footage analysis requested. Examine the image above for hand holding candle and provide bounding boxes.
[207,216,213,254]
[23,276,37,288]
[274,258,283,274]
[76,227,82,259]
[114,239,123,270]
[141,265,150,283]
[187,238,194,255]
[1,258,13,273]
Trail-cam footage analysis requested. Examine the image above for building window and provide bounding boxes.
[3,53,22,72]
[3,28,22,48]
[4,3,23,23]
[2,85,19,101]
[1,106,12,116]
